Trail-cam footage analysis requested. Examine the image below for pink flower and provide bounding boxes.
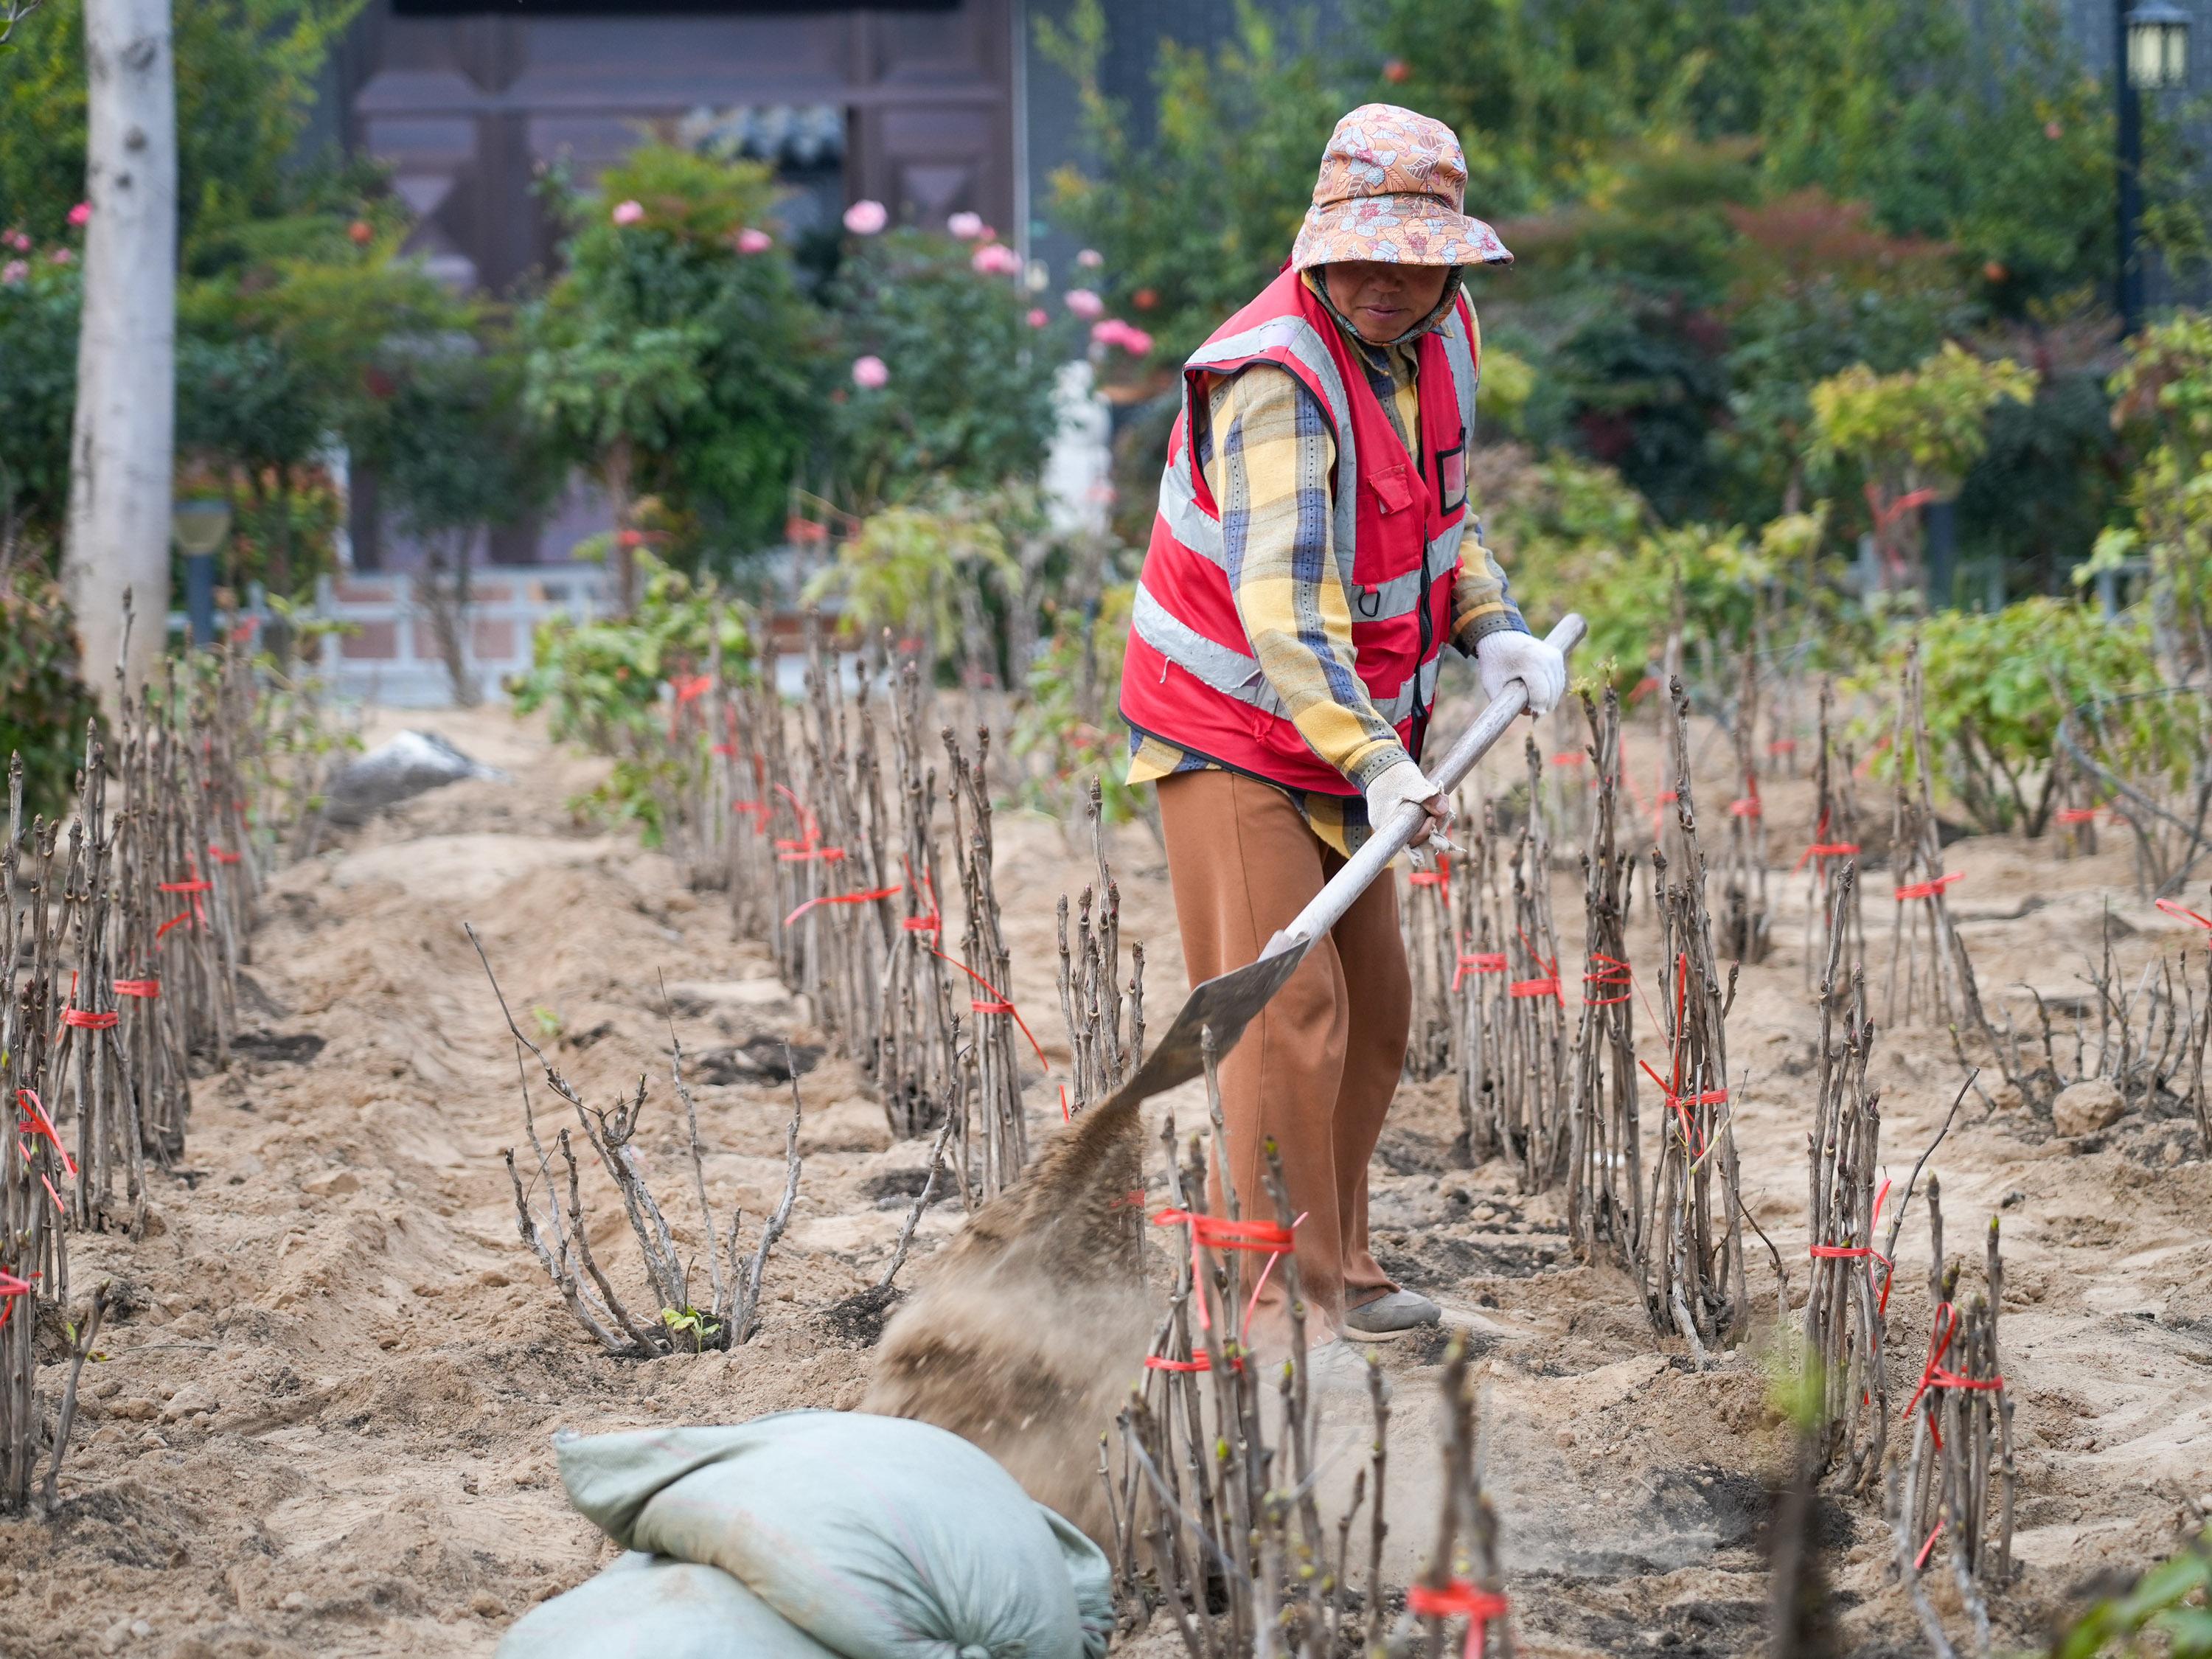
[611,200,644,226]
[736,227,773,254]
[6,228,32,251]
[1025,307,1048,328]
[67,202,91,228]
[1,260,26,285]
[2045,120,2063,139]
[843,199,888,235]
[1064,288,1104,319]
[970,242,1022,276]
[1092,319,1154,354]
[947,211,984,240]
[48,248,72,265]
[851,355,889,389]
[1076,248,1104,268]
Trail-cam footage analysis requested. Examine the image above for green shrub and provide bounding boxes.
[509,555,751,844]
[1853,598,2180,835]
[0,566,97,821]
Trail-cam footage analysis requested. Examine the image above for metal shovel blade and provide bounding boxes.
[1104,929,1312,1110]
[1085,612,1587,1126]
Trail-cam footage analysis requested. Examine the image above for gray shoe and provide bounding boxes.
[1343,1289,1441,1340]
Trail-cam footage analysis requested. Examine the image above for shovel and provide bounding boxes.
[1097,611,1587,1120]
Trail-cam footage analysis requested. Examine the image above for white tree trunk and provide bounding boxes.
[63,0,176,724]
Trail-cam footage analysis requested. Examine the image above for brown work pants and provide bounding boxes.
[1156,770,1408,1350]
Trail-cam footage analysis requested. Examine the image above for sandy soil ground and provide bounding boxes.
[1,695,2206,1659]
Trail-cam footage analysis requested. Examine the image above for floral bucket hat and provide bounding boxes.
[1290,103,1512,271]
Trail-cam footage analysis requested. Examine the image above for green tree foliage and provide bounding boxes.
[1365,0,2132,300]
[1037,0,1342,364]
[177,215,457,609]
[524,144,821,592]
[827,229,1068,506]
[1809,341,2037,588]
[0,235,81,546]
[0,563,96,818]
[0,0,367,271]
[2096,313,2212,679]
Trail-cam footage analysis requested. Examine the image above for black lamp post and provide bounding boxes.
[2118,0,2191,337]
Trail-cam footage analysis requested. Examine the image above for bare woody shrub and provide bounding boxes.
[472,928,802,1356]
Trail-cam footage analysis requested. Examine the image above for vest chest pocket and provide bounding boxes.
[1354,460,1425,598]
[1366,462,1413,515]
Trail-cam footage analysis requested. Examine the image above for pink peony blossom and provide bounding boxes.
[970,242,1022,276]
[1076,248,1104,268]
[843,199,888,235]
[48,248,72,265]
[611,200,645,226]
[1,260,26,285]
[7,228,32,251]
[1064,288,1104,319]
[1025,307,1048,328]
[735,226,773,254]
[851,355,889,389]
[947,211,984,240]
[68,202,91,227]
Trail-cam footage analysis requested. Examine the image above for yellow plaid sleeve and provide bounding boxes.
[1200,364,1408,790]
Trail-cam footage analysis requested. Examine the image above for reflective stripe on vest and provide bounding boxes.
[1153,304,1478,626]
[1132,580,1443,726]
[1186,313,1361,594]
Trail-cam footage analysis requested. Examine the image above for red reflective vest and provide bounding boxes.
[1119,268,1481,796]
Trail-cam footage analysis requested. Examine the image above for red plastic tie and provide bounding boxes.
[1792,841,1862,872]
[1767,739,1797,754]
[1152,1211,1295,1253]
[1407,1581,1511,1659]
[932,952,1052,1079]
[62,1008,118,1030]
[1144,1354,1217,1373]
[155,910,195,942]
[160,880,212,894]
[114,978,160,998]
[1582,953,1633,1006]
[15,1088,77,1178]
[1915,1518,1945,1571]
[1509,976,1562,1001]
[207,845,242,863]
[1454,950,1508,991]
[1728,798,1761,818]
[2056,807,2100,825]
[784,883,900,928]
[2156,898,2212,936]
[1548,752,1585,766]
[1409,866,1450,895]
[1894,872,1964,901]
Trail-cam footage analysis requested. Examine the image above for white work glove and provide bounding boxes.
[1475,630,1567,716]
[1365,757,1451,855]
